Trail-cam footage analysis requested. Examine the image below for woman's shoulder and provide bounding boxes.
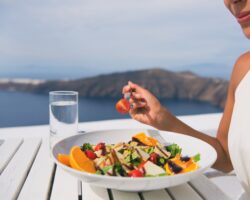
[230,51,250,90]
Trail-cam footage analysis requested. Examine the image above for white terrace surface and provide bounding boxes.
[0,113,245,199]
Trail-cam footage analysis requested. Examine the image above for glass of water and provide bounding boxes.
[49,91,78,149]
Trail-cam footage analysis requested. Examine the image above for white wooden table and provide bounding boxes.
[0,114,232,200]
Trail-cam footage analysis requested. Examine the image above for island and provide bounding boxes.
[0,68,228,109]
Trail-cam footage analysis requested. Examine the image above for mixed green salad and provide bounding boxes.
[78,132,200,177]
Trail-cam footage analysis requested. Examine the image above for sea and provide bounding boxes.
[0,91,222,128]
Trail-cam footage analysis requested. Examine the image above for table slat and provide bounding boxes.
[167,183,202,200]
[81,182,110,200]
[50,167,79,200]
[17,139,55,200]
[142,190,172,200]
[0,138,23,174]
[111,190,140,200]
[0,138,41,200]
[190,175,230,200]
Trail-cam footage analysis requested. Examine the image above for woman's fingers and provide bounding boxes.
[129,98,147,109]
[123,81,145,100]
[122,85,131,94]
[130,102,147,110]
[128,81,145,93]
[131,92,144,100]
[123,81,146,94]
[123,81,148,106]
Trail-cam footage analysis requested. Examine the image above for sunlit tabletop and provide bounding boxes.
[0,113,232,200]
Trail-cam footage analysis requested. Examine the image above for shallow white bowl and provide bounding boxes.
[52,129,217,191]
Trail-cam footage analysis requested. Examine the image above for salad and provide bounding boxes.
[57,132,200,178]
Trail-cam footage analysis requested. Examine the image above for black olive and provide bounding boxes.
[180,156,190,162]
[168,160,183,174]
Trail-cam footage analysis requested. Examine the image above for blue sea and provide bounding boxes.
[0,91,222,128]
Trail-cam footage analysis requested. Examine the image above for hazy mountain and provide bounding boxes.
[0,68,229,108]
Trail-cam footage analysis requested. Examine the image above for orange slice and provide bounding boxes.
[181,162,198,173]
[57,154,70,167]
[133,132,158,146]
[165,163,173,175]
[69,146,96,174]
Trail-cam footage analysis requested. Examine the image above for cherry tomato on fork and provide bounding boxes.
[116,99,130,114]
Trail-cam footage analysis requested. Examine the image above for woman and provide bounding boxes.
[123,0,250,196]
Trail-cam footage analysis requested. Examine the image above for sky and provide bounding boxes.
[0,0,249,80]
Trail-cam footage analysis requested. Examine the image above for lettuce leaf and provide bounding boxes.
[192,153,201,162]
[165,144,182,158]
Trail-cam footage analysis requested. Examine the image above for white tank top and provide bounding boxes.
[229,71,250,197]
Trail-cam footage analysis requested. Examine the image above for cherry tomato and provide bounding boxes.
[116,99,130,114]
[94,142,105,151]
[85,150,96,160]
[149,153,159,164]
[128,169,144,177]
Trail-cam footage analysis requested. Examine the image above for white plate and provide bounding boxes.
[51,129,217,191]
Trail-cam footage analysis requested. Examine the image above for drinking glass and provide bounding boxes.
[49,91,78,149]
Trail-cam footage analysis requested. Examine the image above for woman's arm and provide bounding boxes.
[125,82,233,172]
[161,79,234,172]
[123,52,250,172]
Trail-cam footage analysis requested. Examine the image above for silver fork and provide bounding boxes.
[147,129,171,146]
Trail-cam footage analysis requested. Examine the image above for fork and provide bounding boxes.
[147,129,171,146]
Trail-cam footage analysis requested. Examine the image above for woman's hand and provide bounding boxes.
[122,81,170,130]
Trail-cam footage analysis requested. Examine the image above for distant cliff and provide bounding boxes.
[0,68,229,108]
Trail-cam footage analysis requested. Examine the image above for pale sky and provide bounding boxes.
[0,0,249,79]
